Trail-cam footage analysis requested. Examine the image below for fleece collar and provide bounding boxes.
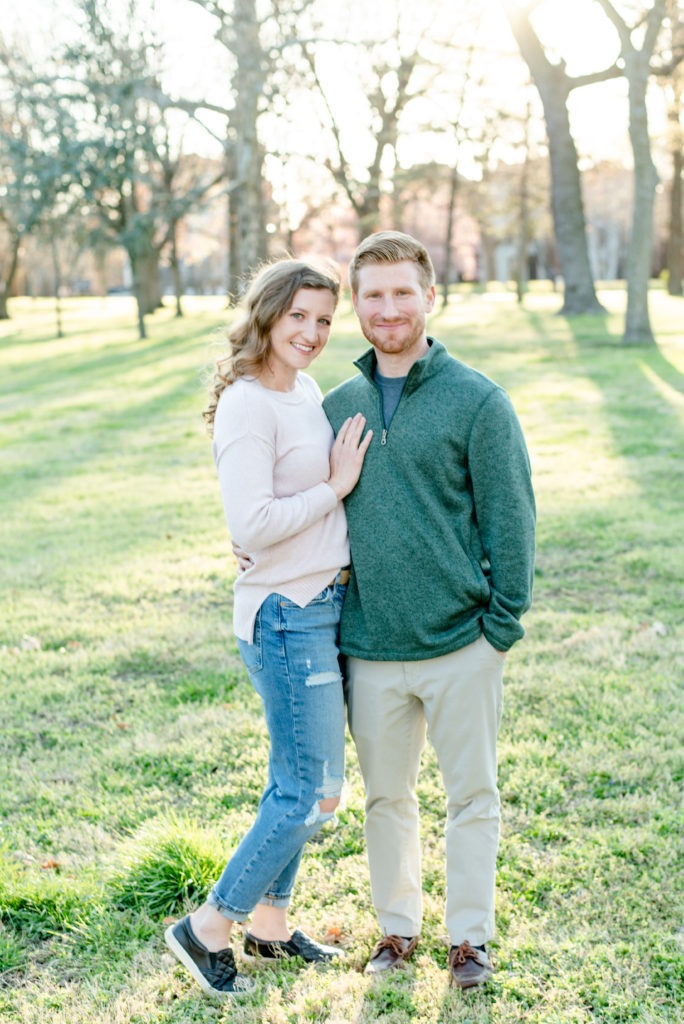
[353,337,448,394]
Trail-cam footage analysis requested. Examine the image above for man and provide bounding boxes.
[323,231,535,989]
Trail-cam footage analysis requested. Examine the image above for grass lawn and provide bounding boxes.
[1,287,682,1023]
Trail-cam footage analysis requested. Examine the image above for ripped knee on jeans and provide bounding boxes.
[304,763,344,826]
[305,794,340,826]
[305,669,341,688]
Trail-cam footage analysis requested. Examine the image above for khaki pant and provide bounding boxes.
[346,635,505,946]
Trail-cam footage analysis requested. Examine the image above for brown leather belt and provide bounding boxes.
[330,566,350,587]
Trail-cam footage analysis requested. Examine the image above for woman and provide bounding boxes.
[165,258,372,998]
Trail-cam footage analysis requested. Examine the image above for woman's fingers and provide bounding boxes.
[336,413,367,450]
[231,539,254,574]
[358,427,373,453]
[328,414,373,499]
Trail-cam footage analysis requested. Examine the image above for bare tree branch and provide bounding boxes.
[568,64,623,89]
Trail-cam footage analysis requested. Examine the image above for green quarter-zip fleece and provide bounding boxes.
[323,338,536,661]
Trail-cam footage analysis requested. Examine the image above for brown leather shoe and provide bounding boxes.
[364,934,419,975]
[448,941,493,989]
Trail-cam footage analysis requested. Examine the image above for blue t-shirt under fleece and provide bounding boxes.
[374,369,407,428]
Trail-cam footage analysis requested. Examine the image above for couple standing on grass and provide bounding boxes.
[164,231,536,996]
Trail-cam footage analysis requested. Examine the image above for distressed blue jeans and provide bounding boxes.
[207,579,346,920]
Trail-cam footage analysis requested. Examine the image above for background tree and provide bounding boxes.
[594,0,676,344]
[60,0,226,336]
[436,35,482,308]
[155,131,226,317]
[186,0,321,296]
[501,0,624,315]
[302,46,423,238]
[295,0,464,241]
[188,0,268,297]
[65,1,177,335]
[0,41,80,320]
[514,100,535,304]
[0,109,26,319]
[662,0,684,296]
[4,0,682,342]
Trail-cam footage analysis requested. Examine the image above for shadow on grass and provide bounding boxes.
[563,321,684,502]
[504,302,683,521]
[635,344,684,395]
[1,371,208,561]
[3,323,216,401]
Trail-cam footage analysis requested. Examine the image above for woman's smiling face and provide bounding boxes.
[265,287,336,388]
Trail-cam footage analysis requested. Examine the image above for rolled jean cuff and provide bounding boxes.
[206,890,250,922]
[258,893,291,909]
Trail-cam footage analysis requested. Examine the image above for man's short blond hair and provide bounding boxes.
[349,231,435,294]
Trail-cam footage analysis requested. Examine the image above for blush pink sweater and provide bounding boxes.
[212,373,350,643]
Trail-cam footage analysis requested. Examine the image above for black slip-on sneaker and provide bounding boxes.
[243,928,344,964]
[165,916,254,997]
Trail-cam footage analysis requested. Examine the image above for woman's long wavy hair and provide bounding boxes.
[203,257,341,435]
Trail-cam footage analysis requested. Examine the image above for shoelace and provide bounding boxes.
[449,940,482,965]
[373,934,410,958]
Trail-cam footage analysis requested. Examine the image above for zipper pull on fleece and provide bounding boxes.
[381,428,388,446]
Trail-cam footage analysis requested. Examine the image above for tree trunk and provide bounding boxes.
[227,181,242,303]
[592,0,668,342]
[666,2,684,297]
[0,234,21,320]
[127,250,156,339]
[442,165,459,309]
[230,144,268,288]
[667,142,683,297]
[479,232,495,286]
[535,68,605,315]
[503,4,606,315]
[50,233,64,339]
[132,275,147,340]
[623,59,659,345]
[227,0,268,291]
[516,150,530,305]
[169,222,184,317]
[136,248,162,316]
[356,191,382,238]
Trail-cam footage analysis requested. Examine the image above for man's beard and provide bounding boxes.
[361,319,424,354]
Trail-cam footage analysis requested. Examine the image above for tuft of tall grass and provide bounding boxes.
[110,816,227,917]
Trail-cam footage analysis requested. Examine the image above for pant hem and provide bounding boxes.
[378,918,422,938]
[206,891,250,922]
[258,895,291,909]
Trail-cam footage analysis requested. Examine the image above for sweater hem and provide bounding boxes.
[339,626,485,662]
